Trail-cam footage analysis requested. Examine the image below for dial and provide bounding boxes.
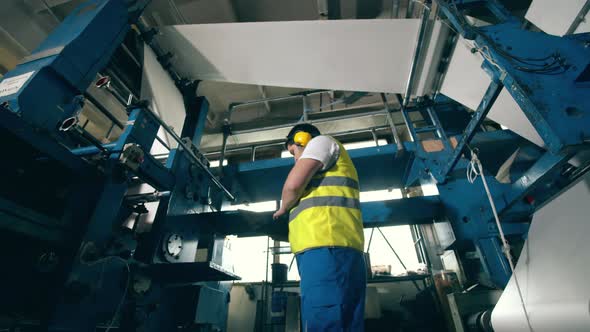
[165,233,183,258]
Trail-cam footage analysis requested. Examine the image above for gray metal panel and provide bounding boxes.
[285,295,301,332]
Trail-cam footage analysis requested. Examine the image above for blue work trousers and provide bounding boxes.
[296,247,367,331]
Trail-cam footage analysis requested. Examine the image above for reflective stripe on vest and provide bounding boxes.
[289,196,361,221]
[307,176,359,191]
[288,137,364,254]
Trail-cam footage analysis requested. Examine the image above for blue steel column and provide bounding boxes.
[426,107,452,151]
[49,108,162,331]
[476,237,511,287]
[166,98,212,216]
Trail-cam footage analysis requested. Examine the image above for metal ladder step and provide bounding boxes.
[415,126,438,134]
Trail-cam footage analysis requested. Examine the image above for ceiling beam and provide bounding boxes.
[167,0,188,24]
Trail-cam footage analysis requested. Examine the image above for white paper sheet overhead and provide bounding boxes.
[525,0,590,36]
[141,43,186,147]
[439,38,545,147]
[491,173,590,331]
[156,19,426,93]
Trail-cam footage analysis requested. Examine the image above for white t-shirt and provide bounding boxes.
[299,135,340,171]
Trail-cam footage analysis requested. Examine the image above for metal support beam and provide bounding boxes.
[257,86,272,114]
[138,103,235,200]
[225,90,328,123]
[498,151,571,216]
[566,0,590,34]
[426,107,452,151]
[484,0,515,23]
[380,93,403,150]
[395,94,417,143]
[403,3,430,107]
[168,0,188,24]
[476,237,510,288]
[183,196,443,240]
[434,81,503,182]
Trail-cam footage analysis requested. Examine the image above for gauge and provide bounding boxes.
[165,233,183,258]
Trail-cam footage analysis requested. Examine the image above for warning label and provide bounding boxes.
[0,71,35,98]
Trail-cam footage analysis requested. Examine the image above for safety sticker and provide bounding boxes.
[0,71,35,98]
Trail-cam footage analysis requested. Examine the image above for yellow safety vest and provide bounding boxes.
[288,138,364,254]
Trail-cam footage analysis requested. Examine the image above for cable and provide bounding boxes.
[467,150,534,332]
[104,257,130,332]
[366,228,375,253]
[78,250,131,332]
[444,0,566,75]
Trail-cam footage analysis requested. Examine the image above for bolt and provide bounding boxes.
[0,101,12,113]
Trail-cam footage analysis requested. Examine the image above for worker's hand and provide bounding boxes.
[273,208,287,220]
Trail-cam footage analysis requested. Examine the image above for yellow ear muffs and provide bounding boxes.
[293,131,312,147]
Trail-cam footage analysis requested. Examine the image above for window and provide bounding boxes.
[227,236,272,282]
[343,139,387,150]
[420,183,439,196]
[364,226,421,276]
[223,201,281,282]
[222,200,277,212]
[360,189,403,202]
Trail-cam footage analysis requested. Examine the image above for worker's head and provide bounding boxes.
[285,123,320,160]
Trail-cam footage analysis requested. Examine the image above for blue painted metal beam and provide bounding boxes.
[229,129,545,203]
[361,196,444,227]
[229,143,414,203]
[114,107,175,190]
[70,143,118,156]
[476,237,511,287]
[497,151,572,216]
[0,196,66,244]
[0,109,90,174]
[174,196,444,241]
[439,0,590,155]
[437,176,530,243]
[433,80,503,182]
[477,27,590,153]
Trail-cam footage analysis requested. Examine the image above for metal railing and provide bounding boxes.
[204,125,395,162]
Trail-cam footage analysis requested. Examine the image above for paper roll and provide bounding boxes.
[491,174,590,331]
[492,300,590,331]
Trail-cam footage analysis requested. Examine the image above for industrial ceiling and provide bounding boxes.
[0,0,532,160]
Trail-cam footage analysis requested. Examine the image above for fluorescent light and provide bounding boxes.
[344,139,387,150]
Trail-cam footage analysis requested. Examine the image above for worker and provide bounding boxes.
[273,123,366,331]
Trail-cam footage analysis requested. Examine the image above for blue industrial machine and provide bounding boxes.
[0,0,588,331]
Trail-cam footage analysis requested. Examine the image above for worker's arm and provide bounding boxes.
[273,158,323,220]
